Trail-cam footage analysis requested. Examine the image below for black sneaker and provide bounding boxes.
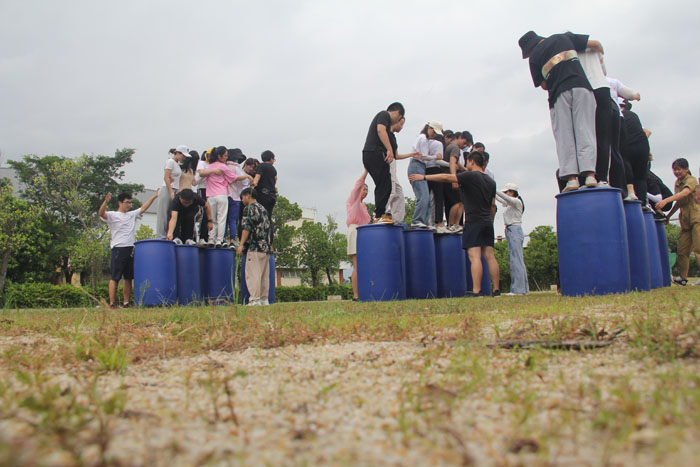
[492,290,501,297]
[673,277,688,286]
[109,303,118,309]
[466,291,482,298]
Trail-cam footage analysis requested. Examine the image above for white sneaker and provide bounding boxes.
[221,241,229,248]
[185,239,196,245]
[173,238,183,245]
[197,238,207,247]
[246,300,260,306]
[215,242,222,248]
[584,175,598,188]
[261,299,270,305]
[448,225,463,233]
[623,193,638,201]
[597,181,609,187]
[411,222,427,228]
[436,226,450,234]
[563,180,580,192]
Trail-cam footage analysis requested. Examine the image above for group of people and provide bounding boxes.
[349,102,530,301]
[100,145,279,308]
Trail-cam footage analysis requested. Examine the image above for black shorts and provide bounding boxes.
[110,247,134,281]
[462,223,494,250]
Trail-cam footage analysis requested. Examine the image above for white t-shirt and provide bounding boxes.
[227,163,249,201]
[426,139,444,168]
[102,209,142,248]
[578,50,608,90]
[162,158,182,189]
[194,160,209,191]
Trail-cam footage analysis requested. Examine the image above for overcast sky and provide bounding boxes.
[2,0,699,236]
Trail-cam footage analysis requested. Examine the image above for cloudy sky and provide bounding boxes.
[2,0,699,236]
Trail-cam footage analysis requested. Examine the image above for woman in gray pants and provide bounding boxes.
[495,183,529,295]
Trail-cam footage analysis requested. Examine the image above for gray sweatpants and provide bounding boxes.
[550,88,597,178]
[156,187,174,239]
[506,225,529,294]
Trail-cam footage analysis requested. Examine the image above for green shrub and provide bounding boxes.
[3,283,91,309]
[275,284,352,302]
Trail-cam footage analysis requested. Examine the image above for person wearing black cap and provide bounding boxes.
[519,30,603,193]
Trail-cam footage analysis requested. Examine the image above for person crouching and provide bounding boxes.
[236,188,273,306]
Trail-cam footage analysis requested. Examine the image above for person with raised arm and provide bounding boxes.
[346,169,372,301]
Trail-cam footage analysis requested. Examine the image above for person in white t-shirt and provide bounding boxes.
[99,190,159,308]
[156,145,191,238]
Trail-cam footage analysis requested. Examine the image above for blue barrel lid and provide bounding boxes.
[555,186,623,199]
[135,239,175,245]
[356,223,404,231]
[623,199,642,205]
[174,244,198,248]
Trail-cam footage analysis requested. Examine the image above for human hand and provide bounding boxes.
[214,168,223,175]
[408,174,423,182]
[169,191,174,200]
[207,222,214,231]
[411,152,421,159]
[236,245,243,256]
[452,182,459,190]
[104,193,112,203]
[385,150,394,164]
[166,233,173,240]
[655,199,667,211]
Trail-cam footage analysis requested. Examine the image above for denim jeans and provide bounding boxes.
[408,159,430,225]
[224,198,241,241]
[506,225,529,294]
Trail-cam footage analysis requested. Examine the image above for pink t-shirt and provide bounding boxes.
[346,177,371,226]
[204,161,236,197]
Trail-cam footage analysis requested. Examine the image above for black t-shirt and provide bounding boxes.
[171,193,206,219]
[622,110,648,147]
[457,171,496,224]
[363,110,392,152]
[528,32,591,108]
[255,162,277,198]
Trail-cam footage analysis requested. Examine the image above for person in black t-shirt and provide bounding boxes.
[519,30,603,193]
[410,151,501,297]
[362,102,406,223]
[619,100,651,206]
[167,189,213,244]
[252,150,277,218]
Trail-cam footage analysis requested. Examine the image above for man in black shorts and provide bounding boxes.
[99,189,160,308]
[166,188,213,244]
[410,150,500,296]
[362,102,405,223]
[445,131,471,231]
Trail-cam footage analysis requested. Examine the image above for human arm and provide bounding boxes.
[495,190,523,208]
[98,193,111,220]
[586,39,604,55]
[449,156,459,190]
[655,187,692,212]
[491,198,497,221]
[409,173,457,184]
[164,169,174,199]
[252,174,261,188]
[166,211,179,240]
[395,152,421,160]
[347,171,368,204]
[377,124,394,163]
[139,188,160,213]
[236,229,249,256]
[647,192,663,204]
[199,167,223,176]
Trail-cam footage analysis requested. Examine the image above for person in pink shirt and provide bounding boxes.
[346,170,371,300]
[198,146,237,246]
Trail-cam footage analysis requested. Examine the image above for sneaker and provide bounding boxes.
[173,238,183,245]
[185,239,196,245]
[436,226,450,234]
[109,303,118,309]
[261,299,270,306]
[121,302,131,308]
[597,181,610,187]
[411,222,428,229]
[448,225,463,233]
[492,290,501,297]
[563,180,580,192]
[673,277,688,286]
[215,242,223,248]
[584,175,598,188]
[374,215,394,224]
[207,240,215,247]
[197,238,207,247]
[623,193,638,201]
[221,241,229,248]
[466,291,482,298]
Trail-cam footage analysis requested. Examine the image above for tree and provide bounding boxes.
[493,240,511,292]
[68,225,110,289]
[271,194,302,268]
[296,216,347,287]
[0,180,41,294]
[7,149,144,282]
[135,224,156,241]
[523,225,559,291]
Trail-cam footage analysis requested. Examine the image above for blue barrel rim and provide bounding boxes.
[356,223,404,231]
[623,199,643,206]
[135,239,176,245]
[175,244,199,249]
[555,186,623,199]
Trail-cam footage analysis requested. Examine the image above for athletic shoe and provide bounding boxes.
[673,277,688,286]
[597,181,610,187]
[584,175,598,188]
[492,290,501,297]
[563,180,580,192]
[221,241,229,248]
[261,299,270,306]
[623,193,638,201]
[436,226,450,234]
[411,222,427,228]
[109,303,118,309]
[466,291,482,298]
[121,302,131,308]
[215,242,223,248]
[375,215,394,224]
[246,300,260,306]
[505,292,529,296]
[448,225,463,233]
[173,238,183,245]
[197,238,207,247]
[185,239,196,245]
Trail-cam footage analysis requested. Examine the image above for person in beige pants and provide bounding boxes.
[236,188,273,305]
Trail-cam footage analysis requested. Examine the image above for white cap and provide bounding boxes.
[426,120,444,135]
[175,145,191,158]
[501,182,519,192]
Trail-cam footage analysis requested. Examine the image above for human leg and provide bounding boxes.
[260,253,270,303]
[593,88,612,183]
[108,280,118,306]
[122,280,132,305]
[506,225,529,294]
[550,90,579,179]
[245,251,267,302]
[426,167,444,226]
[677,228,692,279]
[407,159,430,225]
[226,199,241,242]
[362,150,391,218]
[571,87,597,177]
[481,246,500,293]
[208,195,229,244]
[628,140,650,206]
[198,188,209,242]
[155,187,172,238]
[467,247,483,294]
[608,103,627,193]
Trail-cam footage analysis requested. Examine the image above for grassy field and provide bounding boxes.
[0,288,699,466]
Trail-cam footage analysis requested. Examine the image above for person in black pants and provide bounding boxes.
[620,100,650,205]
[252,151,277,243]
[362,102,406,223]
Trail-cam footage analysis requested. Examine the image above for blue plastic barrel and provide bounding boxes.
[466,255,492,295]
[134,239,177,306]
[175,245,202,305]
[623,200,651,291]
[403,229,438,299]
[357,224,406,301]
[240,253,276,304]
[655,220,671,287]
[434,233,466,298]
[556,187,631,296]
[643,210,663,289]
[201,248,236,304]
